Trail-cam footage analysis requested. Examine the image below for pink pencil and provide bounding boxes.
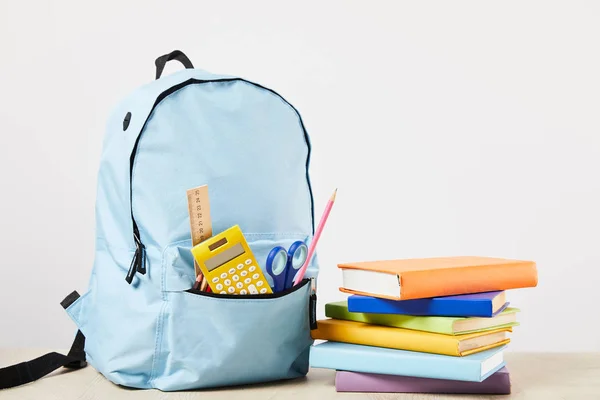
[294,188,337,285]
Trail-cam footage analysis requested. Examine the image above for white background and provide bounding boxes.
[1,1,599,352]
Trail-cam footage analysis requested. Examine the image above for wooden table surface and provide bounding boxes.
[1,349,599,399]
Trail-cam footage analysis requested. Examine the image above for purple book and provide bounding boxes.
[335,367,511,394]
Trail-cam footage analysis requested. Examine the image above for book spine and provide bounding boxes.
[348,296,493,317]
[335,370,511,393]
[400,262,537,300]
[451,300,491,318]
[327,303,456,334]
[348,296,441,315]
[310,346,484,381]
[311,321,460,356]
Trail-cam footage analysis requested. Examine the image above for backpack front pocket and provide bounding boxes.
[151,235,316,390]
[151,279,313,390]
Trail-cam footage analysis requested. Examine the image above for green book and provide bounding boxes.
[325,301,519,335]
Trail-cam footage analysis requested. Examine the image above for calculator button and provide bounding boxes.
[256,281,263,287]
[244,278,251,284]
[220,272,227,279]
[228,286,235,293]
[245,259,252,265]
[240,289,247,295]
[249,266,256,272]
[220,291,227,294]
[232,275,239,281]
[241,270,248,277]
[229,268,236,275]
[216,284,223,291]
[212,277,219,283]
[237,264,244,270]
[224,279,231,286]
[236,282,243,289]
[260,288,268,294]
[252,273,260,280]
[248,284,258,294]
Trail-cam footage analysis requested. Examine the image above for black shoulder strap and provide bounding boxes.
[0,292,87,390]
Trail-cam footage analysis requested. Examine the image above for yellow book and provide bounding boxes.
[311,319,511,357]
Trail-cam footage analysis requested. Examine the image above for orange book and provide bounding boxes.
[339,256,537,300]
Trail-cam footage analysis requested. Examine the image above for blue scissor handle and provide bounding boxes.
[266,246,288,292]
[284,241,308,290]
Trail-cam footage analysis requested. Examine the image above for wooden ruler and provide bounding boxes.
[186,185,213,281]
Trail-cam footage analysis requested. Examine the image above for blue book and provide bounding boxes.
[310,342,507,382]
[348,291,508,317]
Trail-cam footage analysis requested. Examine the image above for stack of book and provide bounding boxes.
[310,256,538,395]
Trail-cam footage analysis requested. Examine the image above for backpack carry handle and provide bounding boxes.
[155,50,194,79]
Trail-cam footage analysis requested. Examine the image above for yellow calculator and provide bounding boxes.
[191,225,273,295]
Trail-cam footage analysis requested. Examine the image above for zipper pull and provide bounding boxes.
[309,277,318,330]
[125,231,146,284]
[133,230,147,274]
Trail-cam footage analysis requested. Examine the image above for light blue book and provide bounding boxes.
[310,342,506,382]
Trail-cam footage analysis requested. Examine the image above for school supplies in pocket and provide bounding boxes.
[293,188,336,285]
[187,184,213,291]
[266,240,308,292]
[191,225,273,295]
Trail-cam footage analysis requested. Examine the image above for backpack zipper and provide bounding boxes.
[309,277,318,329]
[125,226,146,284]
[124,78,315,284]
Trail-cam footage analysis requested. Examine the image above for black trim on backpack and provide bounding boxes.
[0,293,87,390]
[187,278,310,299]
[125,78,316,284]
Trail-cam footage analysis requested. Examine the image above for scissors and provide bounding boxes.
[265,241,308,292]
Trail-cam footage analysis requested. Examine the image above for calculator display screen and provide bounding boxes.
[205,243,245,272]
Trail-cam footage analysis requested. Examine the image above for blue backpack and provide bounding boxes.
[0,50,318,391]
